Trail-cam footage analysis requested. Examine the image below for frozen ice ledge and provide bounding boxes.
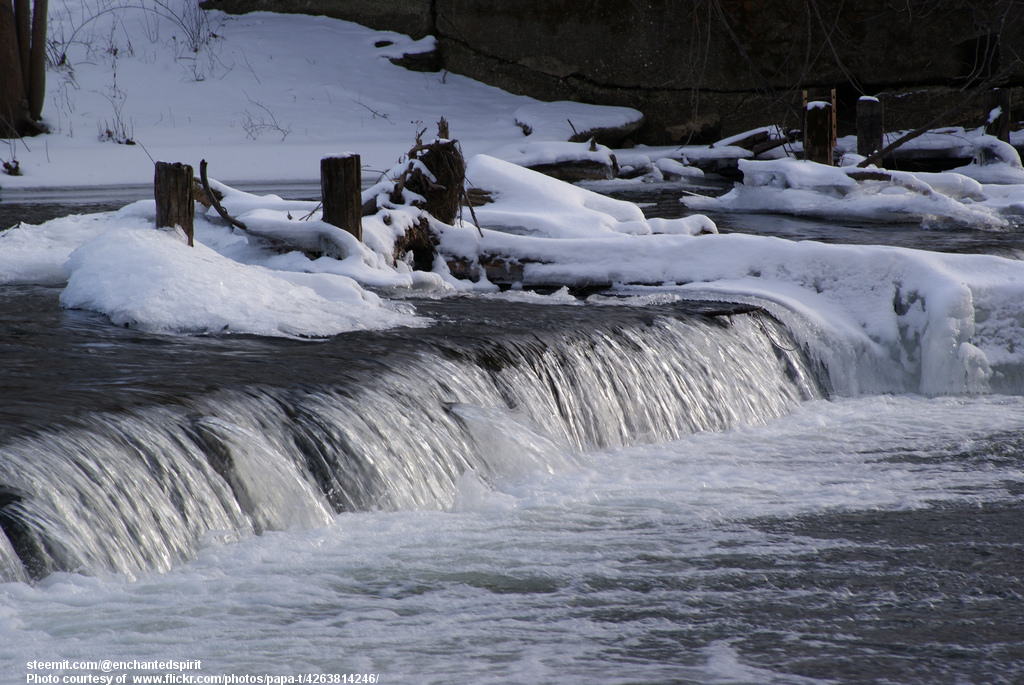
[0,298,820,581]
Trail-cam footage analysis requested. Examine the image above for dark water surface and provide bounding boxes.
[746,501,1024,683]
[0,181,321,227]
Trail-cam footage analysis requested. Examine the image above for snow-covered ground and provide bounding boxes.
[0,2,641,188]
[5,0,1024,397]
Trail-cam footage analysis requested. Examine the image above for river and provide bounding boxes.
[0,180,1022,684]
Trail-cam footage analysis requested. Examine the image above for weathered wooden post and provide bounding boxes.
[856,96,884,158]
[984,88,1011,143]
[803,90,835,165]
[154,161,194,246]
[320,153,362,241]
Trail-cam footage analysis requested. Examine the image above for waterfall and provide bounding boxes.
[0,306,821,581]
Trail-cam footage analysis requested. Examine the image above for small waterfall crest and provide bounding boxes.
[0,304,821,581]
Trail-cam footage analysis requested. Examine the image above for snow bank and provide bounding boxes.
[2,196,426,338]
[683,157,1012,228]
[513,101,643,140]
[488,140,618,174]
[0,3,631,190]
[59,222,422,337]
[0,213,114,286]
[463,155,715,238]
[952,136,1024,185]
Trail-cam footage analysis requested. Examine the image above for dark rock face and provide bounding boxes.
[202,0,1024,144]
[200,0,434,38]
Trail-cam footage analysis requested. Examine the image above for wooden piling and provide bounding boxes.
[154,161,194,246]
[984,89,1011,143]
[856,96,884,158]
[320,154,362,241]
[803,90,835,165]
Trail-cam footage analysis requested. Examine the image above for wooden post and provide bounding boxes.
[803,89,836,165]
[321,154,362,241]
[984,88,1011,143]
[856,96,884,158]
[831,88,837,151]
[154,161,194,246]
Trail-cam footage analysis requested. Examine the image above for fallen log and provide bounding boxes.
[525,159,617,182]
[239,221,354,261]
[446,254,526,285]
[844,169,892,183]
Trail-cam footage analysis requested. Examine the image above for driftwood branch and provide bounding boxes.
[200,159,247,231]
[462,185,483,237]
[857,69,1015,168]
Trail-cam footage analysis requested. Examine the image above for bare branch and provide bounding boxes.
[200,159,247,231]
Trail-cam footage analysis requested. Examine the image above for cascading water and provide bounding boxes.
[0,297,821,582]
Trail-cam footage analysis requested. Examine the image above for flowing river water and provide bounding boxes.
[0,180,1022,684]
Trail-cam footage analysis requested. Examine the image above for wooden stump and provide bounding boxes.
[154,161,194,246]
[408,139,465,224]
[856,96,884,158]
[321,154,362,241]
[984,89,1011,143]
[803,100,835,165]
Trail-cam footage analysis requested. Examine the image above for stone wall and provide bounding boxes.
[202,0,1024,144]
[201,0,433,38]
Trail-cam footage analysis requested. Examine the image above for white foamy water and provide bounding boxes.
[3,394,1021,684]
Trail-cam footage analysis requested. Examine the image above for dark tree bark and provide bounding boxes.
[0,2,29,137]
[15,0,30,91]
[1,0,47,137]
[28,0,47,121]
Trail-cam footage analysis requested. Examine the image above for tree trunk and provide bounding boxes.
[14,0,30,91]
[0,1,30,137]
[0,0,46,137]
[28,0,47,121]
